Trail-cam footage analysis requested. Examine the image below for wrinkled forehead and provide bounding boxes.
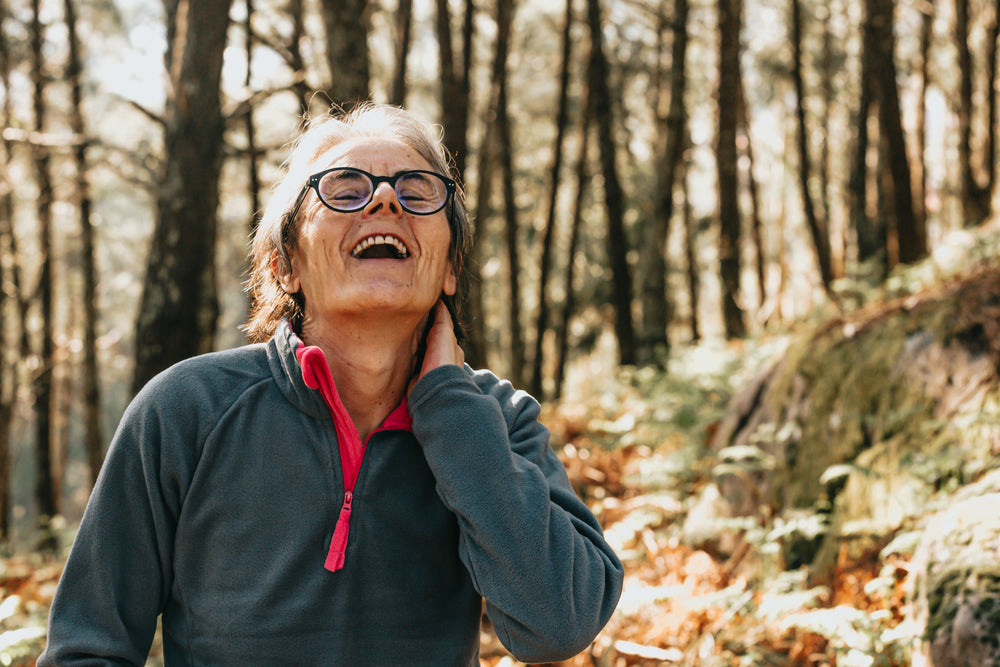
[306,135,436,175]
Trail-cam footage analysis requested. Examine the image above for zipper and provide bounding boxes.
[296,343,412,573]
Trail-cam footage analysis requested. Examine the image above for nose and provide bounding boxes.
[365,182,402,215]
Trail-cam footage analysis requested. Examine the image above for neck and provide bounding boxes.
[299,312,425,441]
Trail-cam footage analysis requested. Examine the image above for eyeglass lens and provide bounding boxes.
[316,169,450,215]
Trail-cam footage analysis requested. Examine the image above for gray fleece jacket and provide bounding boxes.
[39,321,623,666]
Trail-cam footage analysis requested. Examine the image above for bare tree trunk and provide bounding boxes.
[530,0,574,398]
[245,0,262,234]
[286,0,311,116]
[790,0,834,293]
[494,0,524,384]
[870,0,922,263]
[680,140,700,342]
[0,0,15,538]
[30,0,59,548]
[63,0,104,487]
[389,0,414,106]
[133,0,233,393]
[956,0,991,226]
[586,0,636,364]
[554,102,592,402]
[638,0,688,367]
[852,4,886,278]
[984,0,1000,207]
[319,0,370,106]
[737,74,766,308]
[717,0,746,338]
[435,0,474,179]
[916,0,933,236]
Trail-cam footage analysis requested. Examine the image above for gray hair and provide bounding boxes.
[244,103,473,343]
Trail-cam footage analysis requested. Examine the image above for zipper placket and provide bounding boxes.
[296,344,412,572]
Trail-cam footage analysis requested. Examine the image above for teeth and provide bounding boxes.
[350,234,409,258]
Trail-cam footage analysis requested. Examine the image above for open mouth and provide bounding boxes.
[350,234,410,259]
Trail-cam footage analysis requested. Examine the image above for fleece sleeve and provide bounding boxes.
[408,364,624,663]
[38,375,195,667]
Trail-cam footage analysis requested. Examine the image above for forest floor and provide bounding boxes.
[3,222,999,666]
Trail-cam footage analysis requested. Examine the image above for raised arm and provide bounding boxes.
[408,364,623,663]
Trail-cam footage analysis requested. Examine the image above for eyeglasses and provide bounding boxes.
[297,167,456,217]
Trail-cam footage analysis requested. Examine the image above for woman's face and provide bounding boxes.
[276,136,457,328]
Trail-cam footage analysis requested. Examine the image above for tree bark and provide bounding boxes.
[245,0,262,234]
[717,0,746,338]
[586,0,636,364]
[0,3,15,539]
[530,0,574,398]
[132,0,233,394]
[434,0,473,179]
[790,0,834,293]
[638,0,688,367]
[30,0,59,548]
[64,0,104,487]
[319,0,370,106]
[389,0,414,106]
[956,0,991,226]
[554,102,592,401]
[870,0,922,264]
[852,2,887,279]
[494,0,524,385]
[738,73,766,308]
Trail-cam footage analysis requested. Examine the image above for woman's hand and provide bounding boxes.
[414,301,465,388]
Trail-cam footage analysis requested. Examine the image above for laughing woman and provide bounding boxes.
[39,103,623,666]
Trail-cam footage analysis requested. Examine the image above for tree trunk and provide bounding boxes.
[717,0,746,338]
[681,139,700,342]
[389,0,414,106]
[530,0,574,398]
[132,0,233,394]
[319,0,370,106]
[245,0,262,234]
[956,0,991,226]
[638,0,688,367]
[852,3,886,278]
[286,0,311,116]
[30,0,59,548]
[586,0,636,364]
[870,0,922,264]
[64,0,104,487]
[790,0,834,293]
[916,0,933,237]
[434,0,473,179]
[737,73,766,309]
[494,0,523,385]
[0,5,14,539]
[554,102,592,402]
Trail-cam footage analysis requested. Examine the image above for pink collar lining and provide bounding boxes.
[295,343,413,572]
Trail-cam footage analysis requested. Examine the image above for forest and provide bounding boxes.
[1,0,1000,663]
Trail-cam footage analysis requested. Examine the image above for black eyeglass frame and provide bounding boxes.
[289,167,457,223]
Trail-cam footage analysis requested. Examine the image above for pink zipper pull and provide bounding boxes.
[325,491,353,572]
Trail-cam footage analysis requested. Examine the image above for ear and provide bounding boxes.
[443,264,457,296]
[271,250,300,294]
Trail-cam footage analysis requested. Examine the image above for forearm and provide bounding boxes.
[409,365,623,662]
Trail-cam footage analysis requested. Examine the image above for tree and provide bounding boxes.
[869,0,922,264]
[955,0,997,227]
[585,0,636,364]
[132,0,234,393]
[319,0,370,106]
[554,101,592,401]
[790,0,834,293]
[638,0,689,367]
[0,0,15,539]
[530,0,575,398]
[389,0,414,106]
[63,0,103,486]
[434,0,474,187]
[30,0,59,548]
[717,0,746,338]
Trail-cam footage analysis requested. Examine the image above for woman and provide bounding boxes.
[40,103,623,666]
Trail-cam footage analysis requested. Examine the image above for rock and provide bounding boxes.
[909,493,1000,667]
